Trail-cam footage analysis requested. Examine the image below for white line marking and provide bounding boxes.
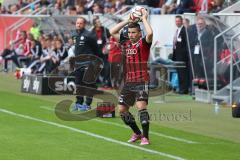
[0,108,185,160]
[40,106,199,144]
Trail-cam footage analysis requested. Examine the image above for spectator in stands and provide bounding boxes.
[38,35,59,74]
[37,36,48,73]
[127,0,151,7]
[84,0,95,13]
[55,0,65,8]
[40,0,50,7]
[30,22,41,40]
[0,30,29,72]
[1,0,190,16]
[114,0,124,10]
[18,0,28,9]
[110,6,117,14]
[55,38,68,63]
[92,2,103,14]
[65,0,75,8]
[66,5,77,15]
[124,0,135,5]
[18,32,34,67]
[172,0,195,14]
[51,2,63,15]
[192,0,213,13]
[63,37,75,63]
[103,0,112,9]
[65,36,74,49]
[0,2,7,14]
[26,39,43,73]
[161,0,177,14]
[75,4,85,14]
[211,0,224,13]
[149,0,162,14]
[103,5,111,14]
[136,0,148,5]
[30,39,42,62]
[9,4,19,14]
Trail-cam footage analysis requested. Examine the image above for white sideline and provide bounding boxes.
[40,106,198,144]
[95,119,199,144]
[0,108,185,160]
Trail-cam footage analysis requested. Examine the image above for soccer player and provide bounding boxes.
[110,9,153,145]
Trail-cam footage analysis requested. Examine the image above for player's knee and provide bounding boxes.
[118,105,128,114]
[120,112,135,125]
[136,101,147,110]
[139,109,150,126]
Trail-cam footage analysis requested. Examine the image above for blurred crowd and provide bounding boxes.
[0,0,229,15]
[0,0,236,91]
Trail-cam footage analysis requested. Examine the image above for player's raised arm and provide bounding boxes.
[141,9,153,43]
[110,19,129,41]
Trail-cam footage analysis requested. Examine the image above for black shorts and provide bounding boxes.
[118,82,149,107]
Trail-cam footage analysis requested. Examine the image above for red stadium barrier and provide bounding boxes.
[0,16,33,52]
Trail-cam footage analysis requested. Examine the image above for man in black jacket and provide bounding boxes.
[172,15,190,94]
[72,17,100,111]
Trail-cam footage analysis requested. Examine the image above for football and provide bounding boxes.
[129,6,146,22]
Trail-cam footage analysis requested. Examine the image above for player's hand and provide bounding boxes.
[141,9,148,21]
[128,14,134,23]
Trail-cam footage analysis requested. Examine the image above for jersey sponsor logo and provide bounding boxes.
[126,48,137,55]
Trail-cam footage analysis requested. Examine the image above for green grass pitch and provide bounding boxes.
[0,73,240,160]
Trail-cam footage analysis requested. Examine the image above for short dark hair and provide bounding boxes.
[93,17,100,25]
[69,5,76,11]
[128,23,141,31]
[77,17,87,24]
[184,18,190,23]
[175,15,183,21]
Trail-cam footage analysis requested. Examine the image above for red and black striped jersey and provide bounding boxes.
[122,37,151,83]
